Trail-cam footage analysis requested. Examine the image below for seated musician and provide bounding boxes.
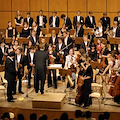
[64,48,77,89]
[0,40,8,65]
[96,38,102,59]
[32,21,41,37]
[59,23,68,36]
[80,35,90,55]
[25,40,33,56]
[110,21,120,53]
[40,37,48,51]
[6,21,15,38]
[47,44,59,88]
[21,22,30,38]
[13,40,20,52]
[29,30,39,46]
[27,46,35,88]
[49,10,60,28]
[15,11,23,26]
[75,22,84,37]
[89,43,97,61]
[79,56,93,108]
[49,30,58,48]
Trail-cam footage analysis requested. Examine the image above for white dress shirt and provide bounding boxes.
[17,54,21,63]
[89,16,93,24]
[59,43,62,50]
[64,16,67,24]
[98,26,103,37]
[32,35,36,43]
[53,16,56,27]
[118,17,120,21]
[113,27,117,37]
[30,52,34,64]
[1,47,4,54]
[52,36,56,44]
[39,15,43,26]
[27,17,30,25]
[77,16,80,22]
[64,37,68,46]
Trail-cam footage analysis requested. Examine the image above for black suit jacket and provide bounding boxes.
[36,15,47,28]
[100,17,110,29]
[49,36,58,45]
[80,41,89,53]
[110,27,120,37]
[4,58,16,81]
[24,17,33,27]
[65,17,72,29]
[95,26,106,38]
[55,43,65,53]
[49,16,60,27]
[73,16,84,28]
[63,37,73,50]
[75,26,84,37]
[85,16,96,28]
[29,35,39,46]
[114,16,120,25]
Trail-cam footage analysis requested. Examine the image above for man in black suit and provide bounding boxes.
[33,43,48,94]
[61,14,72,29]
[0,40,8,65]
[85,11,96,28]
[4,51,16,102]
[49,11,60,27]
[73,10,84,29]
[29,30,39,46]
[100,12,110,29]
[24,12,33,29]
[114,11,120,26]
[36,10,47,28]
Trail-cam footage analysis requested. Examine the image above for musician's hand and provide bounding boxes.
[16,68,18,72]
[19,64,22,67]
[53,45,56,48]
[33,64,35,67]
[99,55,102,58]
[30,63,33,66]
[59,51,62,54]
[57,53,59,56]
[36,42,39,45]
[80,76,85,80]
[4,53,7,56]
[87,47,90,50]
[66,27,68,29]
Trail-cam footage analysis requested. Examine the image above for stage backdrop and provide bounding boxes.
[0,0,119,29]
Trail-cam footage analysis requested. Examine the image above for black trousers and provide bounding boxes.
[47,69,57,88]
[7,80,14,100]
[28,68,32,86]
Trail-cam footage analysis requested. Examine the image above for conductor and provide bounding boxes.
[33,43,48,94]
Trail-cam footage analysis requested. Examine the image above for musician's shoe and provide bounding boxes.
[28,85,31,89]
[48,84,53,88]
[7,100,15,102]
[12,98,17,100]
[19,91,24,94]
[82,105,88,109]
[35,91,38,93]
[41,91,44,94]
[57,76,61,81]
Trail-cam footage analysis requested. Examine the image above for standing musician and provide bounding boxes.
[27,46,35,88]
[59,23,68,36]
[15,11,23,26]
[12,40,20,52]
[25,40,33,56]
[73,10,84,29]
[0,40,8,65]
[4,51,16,102]
[64,48,77,89]
[114,11,120,26]
[47,44,59,88]
[33,44,48,94]
[49,11,60,28]
[36,10,47,28]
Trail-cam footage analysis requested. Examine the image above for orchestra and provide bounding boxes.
[0,10,120,107]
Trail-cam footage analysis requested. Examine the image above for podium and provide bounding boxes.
[16,26,24,33]
[75,37,83,44]
[5,38,12,44]
[109,37,120,44]
[41,28,48,35]
[49,27,60,34]
[17,38,29,44]
[39,36,50,44]
[84,28,94,35]
[94,38,107,45]
[0,65,5,72]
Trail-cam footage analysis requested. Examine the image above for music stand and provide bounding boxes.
[109,37,120,44]
[18,38,29,44]
[5,38,12,44]
[94,38,107,45]
[84,28,94,35]
[39,36,50,44]
[70,29,75,35]
[0,65,5,72]
[41,28,48,35]
[75,37,83,44]
[49,27,60,34]
[16,26,24,33]
[90,61,102,70]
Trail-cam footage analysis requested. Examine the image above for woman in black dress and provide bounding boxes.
[21,22,30,38]
[59,23,68,36]
[15,11,23,26]
[6,21,15,38]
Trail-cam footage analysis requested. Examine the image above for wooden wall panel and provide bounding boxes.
[0,0,11,11]
[88,0,106,12]
[93,13,103,26]
[49,0,67,11]
[30,0,48,11]
[107,0,120,12]
[68,0,86,12]
[0,12,11,29]
[12,0,29,11]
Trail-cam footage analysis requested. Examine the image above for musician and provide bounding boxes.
[27,46,35,88]
[36,10,47,28]
[0,40,8,65]
[59,23,68,36]
[13,40,20,52]
[4,51,16,102]
[6,21,15,38]
[40,37,48,51]
[110,21,120,52]
[61,14,72,29]
[24,12,33,29]
[75,22,84,37]
[33,44,48,94]
[63,31,73,54]
[29,30,39,46]
[64,48,77,89]
[80,35,90,54]
[32,21,41,37]
[96,38,102,58]
[114,11,120,26]
[15,11,23,26]
[80,56,93,108]
[48,44,59,88]
[21,22,30,38]
[49,11,60,27]
[100,12,110,29]
[25,40,33,56]
[73,10,84,29]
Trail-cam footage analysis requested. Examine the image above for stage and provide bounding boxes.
[0,77,120,120]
